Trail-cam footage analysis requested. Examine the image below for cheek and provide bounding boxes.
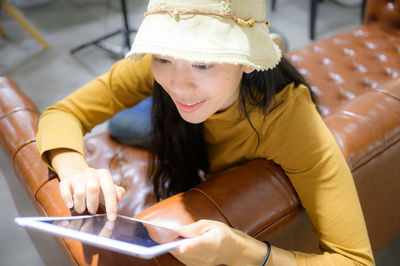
[151,63,169,88]
[229,71,243,94]
[218,73,242,98]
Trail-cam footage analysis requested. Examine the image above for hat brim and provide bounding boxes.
[126,13,282,71]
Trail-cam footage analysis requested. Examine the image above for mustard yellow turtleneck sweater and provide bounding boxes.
[36,55,374,265]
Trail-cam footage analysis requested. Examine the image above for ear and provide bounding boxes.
[242,65,255,74]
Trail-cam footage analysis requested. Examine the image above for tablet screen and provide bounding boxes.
[15,214,189,258]
[47,215,180,247]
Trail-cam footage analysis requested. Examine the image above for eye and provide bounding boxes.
[154,57,170,64]
[193,64,211,70]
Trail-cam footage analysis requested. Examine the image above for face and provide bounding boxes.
[151,55,254,124]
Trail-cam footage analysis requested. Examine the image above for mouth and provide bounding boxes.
[175,99,206,113]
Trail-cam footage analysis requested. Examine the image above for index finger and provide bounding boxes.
[98,221,114,238]
[97,169,117,221]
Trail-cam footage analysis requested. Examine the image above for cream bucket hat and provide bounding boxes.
[125,0,282,71]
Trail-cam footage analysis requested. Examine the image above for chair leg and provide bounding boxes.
[310,0,318,40]
[361,0,366,22]
[70,0,135,58]
[271,0,277,11]
[0,20,6,38]
[1,1,50,50]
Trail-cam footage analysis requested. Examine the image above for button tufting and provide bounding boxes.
[311,86,322,96]
[362,77,378,89]
[85,143,95,155]
[353,29,368,37]
[364,41,377,49]
[375,53,388,62]
[289,54,303,62]
[313,46,323,53]
[318,105,330,117]
[339,88,355,100]
[333,38,345,45]
[343,48,355,56]
[385,67,399,78]
[112,150,126,167]
[299,68,309,76]
[322,58,332,65]
[329,72,344,84]
[353,62,368,73]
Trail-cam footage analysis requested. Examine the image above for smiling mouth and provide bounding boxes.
[183,102,199,106]
[176,99,206,112]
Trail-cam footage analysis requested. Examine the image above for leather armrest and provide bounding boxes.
[323,78,400,171]
[136,159,301,240]
[0,77,46,197]
[133,160,311,265]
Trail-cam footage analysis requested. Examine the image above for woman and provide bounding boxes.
[36,0,374,265]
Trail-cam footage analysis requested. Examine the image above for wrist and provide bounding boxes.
[229,229,270,266]
[49,148,89,179]
[260,241,272,266]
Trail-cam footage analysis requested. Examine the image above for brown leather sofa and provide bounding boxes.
[1,0,399,265]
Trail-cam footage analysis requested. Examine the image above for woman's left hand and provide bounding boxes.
[170,219,268,266]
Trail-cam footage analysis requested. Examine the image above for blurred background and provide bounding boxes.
[0,0,399,265]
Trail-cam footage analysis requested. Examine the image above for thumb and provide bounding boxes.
[174,220,213,238]
[115,185,126,201]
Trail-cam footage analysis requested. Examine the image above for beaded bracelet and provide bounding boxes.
[260,241,271,266]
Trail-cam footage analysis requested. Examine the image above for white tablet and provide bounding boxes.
[15,214,190,259]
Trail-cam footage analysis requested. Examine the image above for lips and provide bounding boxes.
[175,99,206,113]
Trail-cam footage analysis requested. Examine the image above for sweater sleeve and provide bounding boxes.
[261,85,374,265]
[36,55,154,168]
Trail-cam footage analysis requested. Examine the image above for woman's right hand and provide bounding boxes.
[59,168,125,221]
[49,148,125,221]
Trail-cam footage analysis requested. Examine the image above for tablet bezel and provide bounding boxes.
[14,214,189,259]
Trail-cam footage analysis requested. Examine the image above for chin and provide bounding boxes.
[179,112,208,124]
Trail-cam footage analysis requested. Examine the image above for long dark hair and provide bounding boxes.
[149,57,316,201]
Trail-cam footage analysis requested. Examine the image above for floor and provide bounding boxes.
[0,0,399,265]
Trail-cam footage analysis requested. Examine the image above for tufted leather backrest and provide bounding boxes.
[288,0,400,118]
[284,0,400,253]
[287,27,400,118]
[364,0,400,36]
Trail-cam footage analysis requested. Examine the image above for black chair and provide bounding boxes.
[70,0,136,59]
[271,0,366,40]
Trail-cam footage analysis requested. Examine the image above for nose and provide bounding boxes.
[170,61,195,96]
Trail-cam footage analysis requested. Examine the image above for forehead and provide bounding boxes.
[151,54,242,69]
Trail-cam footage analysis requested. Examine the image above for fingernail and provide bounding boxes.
[66,201,73,208]
[107,221,115,230]
[108,213,116,221]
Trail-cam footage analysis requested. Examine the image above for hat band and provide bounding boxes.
[144,8,270,28]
